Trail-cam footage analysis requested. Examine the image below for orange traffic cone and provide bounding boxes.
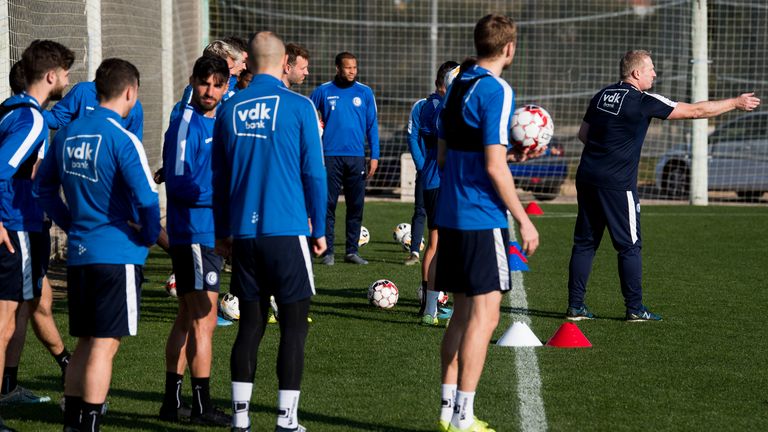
[545,322,592,348]
[525,202,544,215]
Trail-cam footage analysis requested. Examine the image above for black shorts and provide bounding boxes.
[170,244,223,296]
[435,227,510,296]
[67,264,143,337]
[0,229,50,301]
[231,236,314,304]
[423,188,440,230]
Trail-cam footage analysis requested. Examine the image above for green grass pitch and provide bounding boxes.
[5,202,768,431]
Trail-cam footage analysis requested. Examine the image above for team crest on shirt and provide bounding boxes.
[596,88,628,116]
[63,134,101,182]
[233,96,280,138]
[353,97,362,107]
[327,96,338,111]
[205,271,218,286]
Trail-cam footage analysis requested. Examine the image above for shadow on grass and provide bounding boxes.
[502,306,626,322]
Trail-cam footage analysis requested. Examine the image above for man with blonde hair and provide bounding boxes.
[435,14,539,432]
[566,49,760,322]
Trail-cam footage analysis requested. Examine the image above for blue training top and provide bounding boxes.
[44,81,144,139]
[163,104,216,247]
[577,81,676,190]
[0,93,47,232]
[435,64,515,230]
[408,98,427,171]
[310,79,380,159]
[34,106,161,266]
[419,92,444,191]
[212,74,327,240]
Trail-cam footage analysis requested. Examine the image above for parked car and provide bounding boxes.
[655,112,768,200]
[369,128,568,201]
[509,140,567,201]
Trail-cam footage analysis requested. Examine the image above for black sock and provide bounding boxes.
[191,377,211,415]
[81,402,104,432]
[418,281,428,315]
[63,395,83,429]
[1,366,18,395]
[163,372,183,409]
[54,348,71,371]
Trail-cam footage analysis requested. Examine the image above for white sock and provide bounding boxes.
[425,290,440,317]
[231,381,253,428]
[451,390,475,429]
[440,384,457,423]
[277,390,301,429]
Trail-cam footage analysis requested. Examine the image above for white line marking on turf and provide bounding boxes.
[508,225,548,432]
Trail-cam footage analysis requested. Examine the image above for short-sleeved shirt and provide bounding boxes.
[577,81,676,190]
[435,64,515,230]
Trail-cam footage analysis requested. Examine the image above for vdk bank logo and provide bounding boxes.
[597,88,628,115]
[233,96,280,138]
[63,134,101,182]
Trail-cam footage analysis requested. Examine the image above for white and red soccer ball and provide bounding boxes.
[511,105,554,150]
[165,273,177,298]
[368,279,399,309]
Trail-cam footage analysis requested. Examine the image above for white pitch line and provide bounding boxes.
[507,224,548,432]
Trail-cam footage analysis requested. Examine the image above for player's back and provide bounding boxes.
[213,74,325,239]
[52,106,158,265]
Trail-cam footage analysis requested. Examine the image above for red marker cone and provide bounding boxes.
[545,322,592,348]
[525,202,544,215]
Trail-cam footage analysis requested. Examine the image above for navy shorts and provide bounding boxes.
[435,227,510,296]
[423,188,440,230]
[67,264,143,337]
[231,236,315,304]
[170,244,223,296]
[0,229,50,301]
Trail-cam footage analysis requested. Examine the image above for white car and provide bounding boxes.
[655,112,768,201]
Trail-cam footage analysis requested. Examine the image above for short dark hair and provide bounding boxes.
[192,55,230,85]
[20,39,75,86]
[95,58,140,101]
[435,60,459,89]
[335,51,356,67]
[286,43,310,66]
[9,61,25,94]
[222,36,248,54]
[474,14,517,58]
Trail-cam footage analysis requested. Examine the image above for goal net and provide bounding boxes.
[209,0,767,203]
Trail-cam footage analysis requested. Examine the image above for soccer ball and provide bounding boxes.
[359,226,370,247]
[165,273,177,298]
[510,105,554,150]
[401,232,425,252]
[219,293,240,321]
[367,279,399,309]
[392,223,411,243]
[438,291,450,307]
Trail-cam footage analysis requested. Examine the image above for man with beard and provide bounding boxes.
[0,40,74,432]
[158,55,232,426]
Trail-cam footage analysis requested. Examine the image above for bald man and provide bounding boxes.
[212,31,326,432]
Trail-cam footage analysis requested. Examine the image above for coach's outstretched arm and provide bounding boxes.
[667,92,760,120]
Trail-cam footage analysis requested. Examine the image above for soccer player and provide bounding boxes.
[282,43,310,88]
[212,31,326,432]
[405,96,427,268]
[0,39,74,432]
[415,61,459,325]
[0,59,71,408]
[158,55,232,426]
[169,40,245,124]
[34,58,161,432]
[435,15,540,432]
[566,50,760,322]
[310,51,379,266]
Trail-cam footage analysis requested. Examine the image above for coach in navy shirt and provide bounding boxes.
[567,49,760,322]
[310,52,379,265]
